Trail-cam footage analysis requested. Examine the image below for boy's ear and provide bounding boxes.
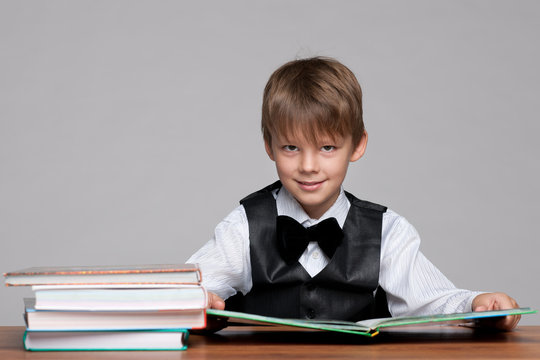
[265,140,275,161]
[350,131,368,162]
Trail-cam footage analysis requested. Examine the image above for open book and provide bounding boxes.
[207,307,536,337]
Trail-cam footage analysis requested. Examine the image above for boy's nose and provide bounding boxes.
[299,152,319,173]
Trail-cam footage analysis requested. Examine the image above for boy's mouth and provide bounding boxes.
[296,180,325,191]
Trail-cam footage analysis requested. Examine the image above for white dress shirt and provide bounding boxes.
[187,186,482,317]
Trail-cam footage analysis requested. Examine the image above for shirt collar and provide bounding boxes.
[275,186,350,228]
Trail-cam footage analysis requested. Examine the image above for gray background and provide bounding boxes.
[1,0,539,325]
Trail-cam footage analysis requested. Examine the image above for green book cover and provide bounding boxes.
[207,307,537,337]
[23,328,189,351]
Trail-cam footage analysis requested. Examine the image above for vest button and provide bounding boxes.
[306,308,316,319]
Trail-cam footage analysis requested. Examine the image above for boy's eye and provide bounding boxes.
[321,145,335,152]
[283,145,298,152]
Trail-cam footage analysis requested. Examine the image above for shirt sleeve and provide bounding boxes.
[380,210,483,316]
[186,205,252,300]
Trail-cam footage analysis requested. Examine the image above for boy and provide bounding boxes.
[188,57,520,330]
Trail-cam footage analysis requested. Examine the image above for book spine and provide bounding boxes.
[23,329,189,351]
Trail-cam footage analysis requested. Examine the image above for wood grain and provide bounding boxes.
[1,325,540,359]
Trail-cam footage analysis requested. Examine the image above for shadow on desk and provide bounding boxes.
[206,325,513,345]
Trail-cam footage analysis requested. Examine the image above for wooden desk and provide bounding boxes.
[1,325,540,359]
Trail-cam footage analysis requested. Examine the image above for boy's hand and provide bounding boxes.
[196,292,227,334]
[208,292,225,310]
[192,292,226,334]
[472,292,521,331]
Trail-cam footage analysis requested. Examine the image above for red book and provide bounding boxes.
[4,264,202,286]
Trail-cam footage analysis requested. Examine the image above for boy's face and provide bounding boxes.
[265,131,367,219]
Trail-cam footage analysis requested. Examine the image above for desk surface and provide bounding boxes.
[1,325,540,359]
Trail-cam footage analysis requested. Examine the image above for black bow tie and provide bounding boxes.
[276,215,344,265]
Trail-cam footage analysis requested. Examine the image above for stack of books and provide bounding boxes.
[4,264,206,351]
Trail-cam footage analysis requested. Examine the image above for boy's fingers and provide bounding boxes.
[473,292,521,331]
[208,292,225,310]
[474,305,488,312]
[496,297,520,331]
[191,294,228,334]
[491,314,521,331]
[189,292,228,334]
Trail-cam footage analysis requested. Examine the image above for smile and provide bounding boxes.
[297,180,325,191]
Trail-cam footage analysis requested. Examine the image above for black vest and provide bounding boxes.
[226,181,391,321]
